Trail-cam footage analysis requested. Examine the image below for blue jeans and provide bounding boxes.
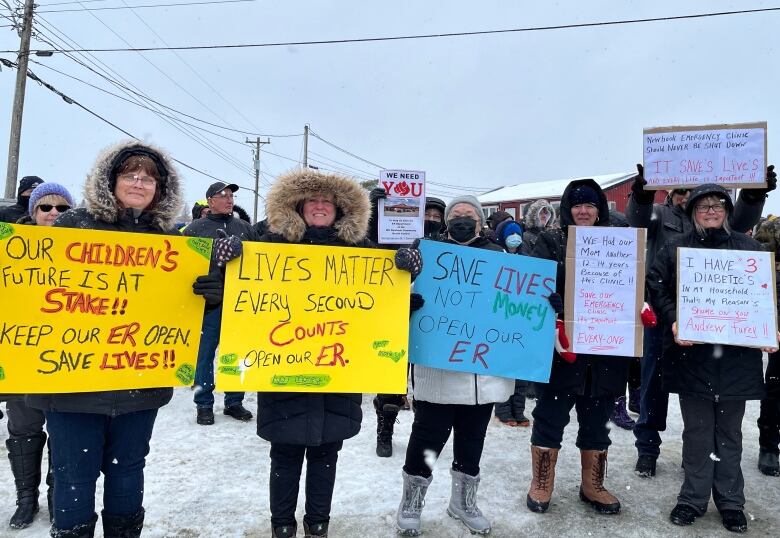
[45,409,157,531]
[193,304,244,409]
[633,325,668,457]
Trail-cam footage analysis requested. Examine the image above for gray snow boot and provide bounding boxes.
[446,469,491,535]
[396,471,432,536]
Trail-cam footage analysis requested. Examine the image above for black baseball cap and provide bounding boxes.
[206,181,239,198]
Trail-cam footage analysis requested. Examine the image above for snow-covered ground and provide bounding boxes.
[2,388,779,538]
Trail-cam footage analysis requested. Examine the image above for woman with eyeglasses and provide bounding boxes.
[647,183,777,533]
[0,183,74,529]
[25,142,182,538]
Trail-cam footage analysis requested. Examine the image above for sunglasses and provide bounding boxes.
[38,204,71,213]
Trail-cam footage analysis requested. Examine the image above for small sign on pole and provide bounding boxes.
[676,247,777,348]
[643,122,767,190]
[378,169,426,244]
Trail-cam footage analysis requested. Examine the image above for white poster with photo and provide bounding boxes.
[565,226,646,357]
[677,247,777,348]
[378,169,426,244]
[642,122,767,190]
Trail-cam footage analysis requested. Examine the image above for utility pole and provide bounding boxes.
[5,0,35,198]
[303,123,309,169]
[246,137,270,223]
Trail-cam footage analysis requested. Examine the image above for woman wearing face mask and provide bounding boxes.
[521,200,556,255]
[525,179,629,516]
[648,184,775,533]
[1,183,74,529]
[396,195,514,536]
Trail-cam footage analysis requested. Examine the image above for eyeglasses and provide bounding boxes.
[37,204,70,213]
[209,191,234,200]
[118,173,157,188]
[694,203,726,214]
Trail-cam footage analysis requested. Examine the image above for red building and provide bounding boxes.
[477,173,668,221]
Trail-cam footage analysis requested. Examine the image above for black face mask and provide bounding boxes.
[424,220,442,238]
[18,195,30,208]
[448,216,478,243]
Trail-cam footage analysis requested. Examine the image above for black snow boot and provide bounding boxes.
[7,432,46,529]
[374,397,399,457]
[102,508,144,538]
[303,520,329,537]
[51,513,98,538]
[271,522,297,538]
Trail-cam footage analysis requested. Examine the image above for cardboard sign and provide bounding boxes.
[677,247,777,348]
[378,169,426,244]
[565,226,645,357]
[218,242,410,393]
[0,223,211,393]
[409,240,556,382]
[643,122,767,189]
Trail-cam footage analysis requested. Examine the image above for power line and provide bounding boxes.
[309,130,386,169]
[308,149,377,177]
[37,0,256,13]
[13,7,780,54]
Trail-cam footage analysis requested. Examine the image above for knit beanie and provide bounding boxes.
[28,183,75,213]
[18,176,44,196]
[499,220,522,241]
[568,185,599,206]
[444,195,484,224]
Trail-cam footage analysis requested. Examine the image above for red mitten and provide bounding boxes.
[554,319,577,363]
[641,302,657,328]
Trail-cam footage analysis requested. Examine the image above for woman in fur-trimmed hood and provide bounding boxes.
[25,140,181,538]
[263,168,370,246]
[257,168,370,538]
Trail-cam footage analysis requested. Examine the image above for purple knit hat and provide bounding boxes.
[28,182,75,212]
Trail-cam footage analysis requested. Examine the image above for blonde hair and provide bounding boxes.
[33,194,70,212]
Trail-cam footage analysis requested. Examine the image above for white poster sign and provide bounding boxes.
[378,169,426,245]
[643,122,767,189]
[677,248,777,348]
[565,226,646,357]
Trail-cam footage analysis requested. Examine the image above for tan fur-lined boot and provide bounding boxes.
[526,445,559,513]
[579,449,621,514]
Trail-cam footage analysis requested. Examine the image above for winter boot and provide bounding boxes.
[101,508,144,538]
[51,513,98,538]
[579,449,620,514]
[610,396,635,430]
[628,387,640,414]
[7,432,46,529]
[526,445,559,513]
[303,520,328,537]
[271,523,297,538]
[446,469,491,535]
[396,471,432,536]
[374,397,399,458]
[634,454,657,478]
[758,449,780,476]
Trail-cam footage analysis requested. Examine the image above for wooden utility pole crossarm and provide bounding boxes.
[5,0,35,198]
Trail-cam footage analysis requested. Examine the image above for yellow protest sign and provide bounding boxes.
[218,242,410,393]
[0,222,212,393]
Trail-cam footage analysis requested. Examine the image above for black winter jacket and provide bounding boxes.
[530,179,629,397]
[25,141,183,416]
[647,228,765,402]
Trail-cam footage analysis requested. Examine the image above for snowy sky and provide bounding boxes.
[1,0,779,217]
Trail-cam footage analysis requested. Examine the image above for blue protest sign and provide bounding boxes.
[409,240,557,382]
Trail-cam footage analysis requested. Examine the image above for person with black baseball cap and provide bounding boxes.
[0,176,44,223]
[183,181,258,426]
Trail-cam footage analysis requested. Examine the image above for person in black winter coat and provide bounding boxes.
[256,169,371,538]
[526,179,626,516]
[0,176,44,223]
[23,141,183,538]
[627,165,773,478]
[647,183,777,533]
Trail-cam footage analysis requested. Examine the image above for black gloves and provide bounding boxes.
[395,247,423,277]
[193,270,224,307]
[410,293,425,314]
[547,292,564,315]
[741,165,777,203]
[211,230,243,267]
[630,163,654,204]
[369,187,387,204]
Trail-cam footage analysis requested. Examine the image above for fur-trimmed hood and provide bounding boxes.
[83,140,183,230]
[265,169,370,244]
[523,199,556,231]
